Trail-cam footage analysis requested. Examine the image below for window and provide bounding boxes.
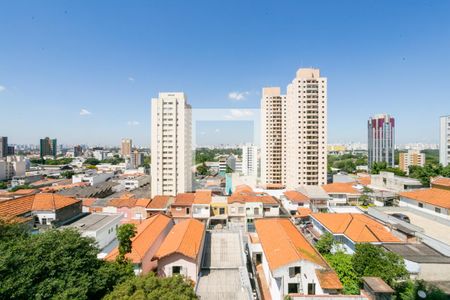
[435,207,441,213]
[186,207,190,214]
[288,283,299,294]
[42,218,47,225]
[418,203,423,208]
[172,266,181,274]
[289,266,301,277]
[307,283,316,295]
[219,207,225,214]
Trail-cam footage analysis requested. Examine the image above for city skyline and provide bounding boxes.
[1,1,450,146]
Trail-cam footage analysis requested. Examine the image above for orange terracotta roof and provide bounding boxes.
[0,193,80,217]
[255,218,327,271]
[295,207,312,218]
[399,188,450,209]
[155,218,205,260]
[322,182,361,195]
[431,177,450,188]
[147,195,172,209]
[108,196,151,208]
[0,195,34,217]
[315,269,343,290]
[81,198,97,207]
[105,214,172,263]
[234,184,253,193]
[10,189,39,195]
[284,190,310,203]
[311,213,400,243]
[31,193,80,211]
[193,190,212,204]
[357,176,371,186]
[228,189,278,205]
[174,193,196,206]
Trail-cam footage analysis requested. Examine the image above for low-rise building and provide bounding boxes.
[431,177,450,191]
[281,190,311,215]
[105,214,173,275]
[67,213,123,250]
[310,213,400,254]
[253,218,342,298]
[170,193,195,222]
[146,195,173,217]
[370,171,423,193]
[72,171,114,186]
[322,182,361,206]
[154,218,206,282]
[0,193,82,227]
[103,194,150,223]
[399,188,450,219]
[296,186,330,212]
[192,190,211,221]
[118,174,150,191]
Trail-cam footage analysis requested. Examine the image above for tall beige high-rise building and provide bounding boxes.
[261,68,327,189]
[151,92,192,197]
[399,150,425,174]
[121,138,132,158]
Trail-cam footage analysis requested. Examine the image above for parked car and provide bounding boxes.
[390,213,410,223]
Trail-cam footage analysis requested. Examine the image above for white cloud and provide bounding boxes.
[224,109,254,120]
[79,108,91,115]
[228,91,250,101]
[127,120,140,126]
[0,85,6,92]
[128,77,135,82]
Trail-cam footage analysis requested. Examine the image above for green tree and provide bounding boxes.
[103,272,197,300]
[84,158,101,166]
[9,184,33,192]
[395,280,447,300]
[196,163,209,176]
[324,252,360,295]
[352,244,408,287]
[116,223,137,263]
[61,170,75,179]
[315,232,335,254]
[0,181,7,189]
[226,165,233,173]
[0,225,133,300]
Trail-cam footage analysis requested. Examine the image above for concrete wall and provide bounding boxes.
[399,196,450,219]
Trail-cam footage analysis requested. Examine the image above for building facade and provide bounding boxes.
[151,92,192,197]
[261,68,327,189]
[399,150,425,174]
[121,138,132,158]
[368,114,395,169]
[40,137,57,158]
[0,137,8,158]
[242,144,258,177]
[440,115,450,167]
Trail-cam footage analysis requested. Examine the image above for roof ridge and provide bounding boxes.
[362,224,381,242]
[342,214,354,233]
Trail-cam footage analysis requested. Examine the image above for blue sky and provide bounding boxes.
[1,0,449,146]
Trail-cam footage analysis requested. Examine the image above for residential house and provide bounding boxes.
[431,177,450,191]
[252,218,342,299]
[210,196,228,228]
[103,194,151,223]
[192,190,211,221]
[398,188,450,219]
[105,214,173,275]
[170,193,195,223]
[310,213,400,254]
[322,182,361,206]
[0,193,82,227]
[281,190,311,215]
[154,218,206,283]
[146,195,173,217]
[296,186,330,212]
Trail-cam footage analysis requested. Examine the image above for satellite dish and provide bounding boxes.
[417,290,427,299]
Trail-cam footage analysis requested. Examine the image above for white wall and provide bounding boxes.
[399,196,450,220]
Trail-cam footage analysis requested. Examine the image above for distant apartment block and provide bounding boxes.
[261,68,327,189]
[0,137,7,158]
[440,115,450,167]
[0,156,27,181]
[399,150,425,174]
[40,137,57,158]
[74,145,83,157]
[151,92,192,197]
[131,149,144,168]
[121,138,132,158]
[242,144,258,177]
[368,114,395,168]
